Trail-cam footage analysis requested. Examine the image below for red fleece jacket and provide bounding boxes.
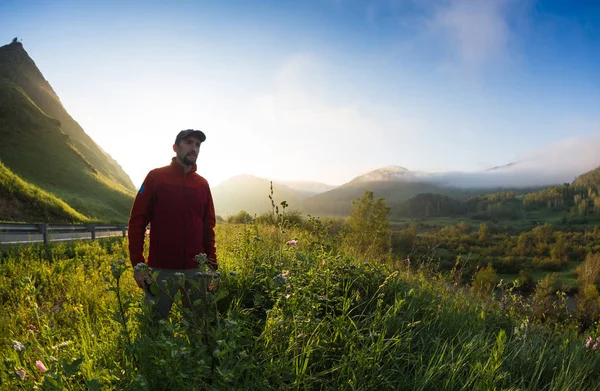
[128,158,217,270]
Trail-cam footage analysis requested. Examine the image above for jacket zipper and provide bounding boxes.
[182,170,187,269]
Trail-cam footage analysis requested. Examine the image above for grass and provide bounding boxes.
[1,222,600,390]
[0,161,88,223]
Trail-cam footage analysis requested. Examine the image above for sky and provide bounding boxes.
[1,0,599,189]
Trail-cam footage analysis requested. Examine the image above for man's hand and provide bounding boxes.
[134,270,151,289]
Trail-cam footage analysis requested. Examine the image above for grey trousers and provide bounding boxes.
[144,267,208,319]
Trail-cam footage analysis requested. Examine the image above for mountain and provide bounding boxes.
[348,165,431,183]
[211,174,306,216]
[212,163,555,218]
[0,40,135,222]
[274,180,335,196]
[485,162,520,172]
[301,165,549,217]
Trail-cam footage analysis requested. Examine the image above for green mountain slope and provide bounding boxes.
[0,41,134,191]
[0,161,87,223]
[0,40,135,222]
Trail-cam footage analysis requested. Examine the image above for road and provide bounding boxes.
[0,230,125,245]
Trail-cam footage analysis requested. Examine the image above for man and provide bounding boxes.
[128,129,218,319]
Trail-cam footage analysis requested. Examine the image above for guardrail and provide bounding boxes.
[0,223,128,245]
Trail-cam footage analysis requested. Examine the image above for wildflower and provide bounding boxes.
[597,336,600,342]
[12,340,25,352]
[35,360,47,373]
[52,341,72,350]
[194,253,208,264]
[15,369,26,381]
[287,240,297,246]
[594,343,599,350]
[587,336,593,348]
[229,271,237,276]
[282,270,290,278]
[174,272,186,285]
[134,262,148,273]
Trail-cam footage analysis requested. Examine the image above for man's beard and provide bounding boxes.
[181,153,197,166]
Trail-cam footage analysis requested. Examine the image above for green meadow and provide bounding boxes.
[2,212,600,390]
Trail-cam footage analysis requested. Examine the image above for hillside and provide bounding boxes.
[301,165,546,217]
[0,40,135,222]
[0,161,87,223]
[572,166,600,188]
[212,174,305,215]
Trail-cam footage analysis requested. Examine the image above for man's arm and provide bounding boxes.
[203,185,218,270]
[128,172,155,272]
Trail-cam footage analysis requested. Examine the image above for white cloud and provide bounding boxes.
[427,132,600,188]
[430,0,514,68]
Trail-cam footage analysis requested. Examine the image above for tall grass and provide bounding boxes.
[1,222,599,390]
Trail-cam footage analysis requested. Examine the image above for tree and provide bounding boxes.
[516,232,529,256]
[342,191,391,257]
[479,223,489,242]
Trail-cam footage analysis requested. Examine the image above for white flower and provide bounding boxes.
[174,272,186,285]
[12,341,25,352]
[52,341,72,350]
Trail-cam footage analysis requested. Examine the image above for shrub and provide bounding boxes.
[471,264,497,297]
[227,210,254,224]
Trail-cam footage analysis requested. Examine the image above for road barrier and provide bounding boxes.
[0,223,128,245]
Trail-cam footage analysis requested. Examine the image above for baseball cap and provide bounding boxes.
[175,129,206,144]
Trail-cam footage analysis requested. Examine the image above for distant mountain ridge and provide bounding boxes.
[0,40,135,222]
[349,165,431,183]
[213,161,595,217]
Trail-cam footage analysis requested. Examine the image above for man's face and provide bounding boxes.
[173,136,202,166]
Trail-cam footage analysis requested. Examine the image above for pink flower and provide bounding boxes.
[587,336,593,348]
[35,360,47,373]
[286,240,297,246]
[593,343,598,351]
[596,336,600,342]
[282,270,290,278]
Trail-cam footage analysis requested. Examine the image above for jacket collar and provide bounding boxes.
[170,157,197,174]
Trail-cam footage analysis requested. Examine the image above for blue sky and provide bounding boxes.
[1,0,599,188]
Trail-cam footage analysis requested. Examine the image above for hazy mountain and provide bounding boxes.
[486,162,520,172]
[0,40,135,222]
[300,165,551,216]
[276,180,336,196]
[212,174,307,216]
[212,161,565,217]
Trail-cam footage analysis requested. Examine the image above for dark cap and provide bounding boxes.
[175,129,206,144]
